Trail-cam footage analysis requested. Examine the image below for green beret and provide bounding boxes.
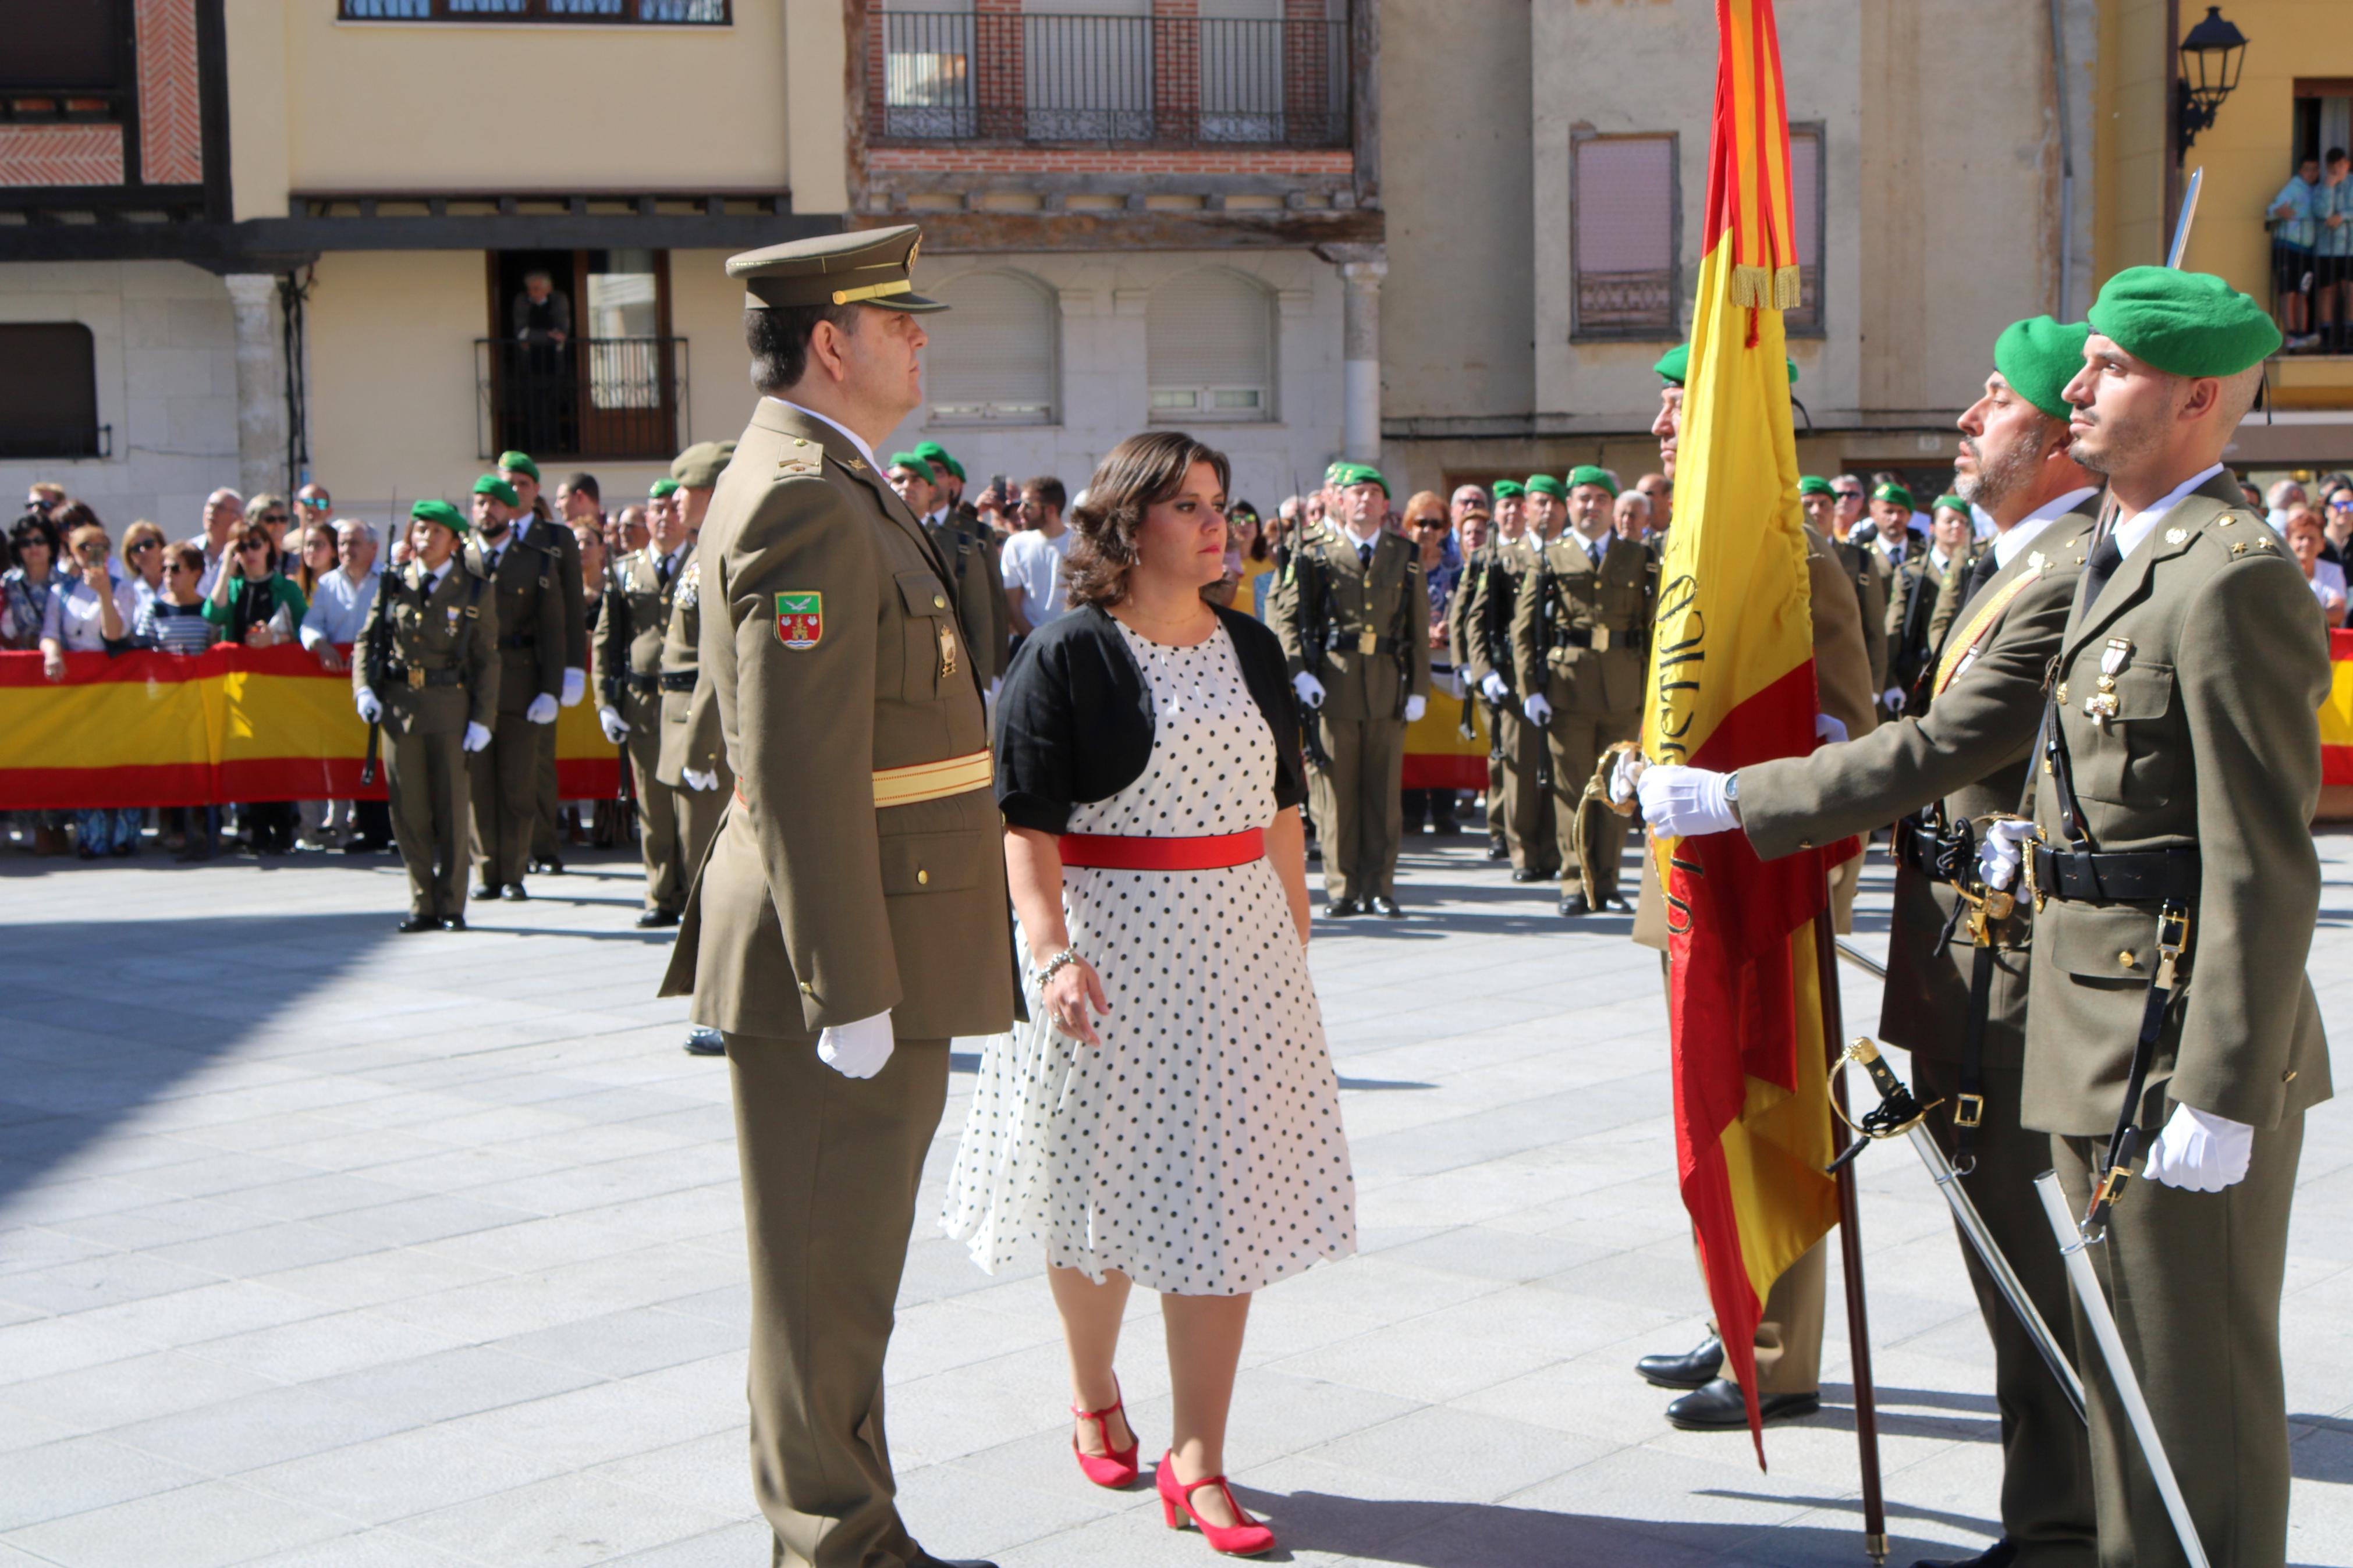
[496,451,540,481]
[1490,479,1525,500]
[1337,463,1389,498]
[1994,315,2092,419]
[411,499,467,536]
[1525,474,1567,500]
[888,451,938,484]
[1932,494,1970,515]
[648,479,680,499]
[472,474,520,509]
[2086,266,2282,379]
[1872,482,1915,510]
[911,440,964,482]
[1566,464,1618,497]
[670,440,736,489]
[1652,343,1798,386]
[1324,461,1347,485]
[1797,475,1836,498]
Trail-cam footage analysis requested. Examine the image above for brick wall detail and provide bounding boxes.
[136,0,204,186]
[0,125,126,188]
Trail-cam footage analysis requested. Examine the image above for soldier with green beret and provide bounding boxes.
[1798,474,1836,499]
[657,440,737,966]
[1277,461,1429,916]
[1460,478,1555,877]
[496,450,589,874]
[1637,314,2107,1563]
[656,223,1012,1568]
[461,473,566,902]
[1987,267,2323,1568]
[1886,486,1982,716]
[649,477,679,499]
[598,465,700,934]
[352,499,500,931]
[889,448,1013,692]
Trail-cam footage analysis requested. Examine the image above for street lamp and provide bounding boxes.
[2175,5,2248,162]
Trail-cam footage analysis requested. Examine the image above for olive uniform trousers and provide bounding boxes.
[387,730,470,922]
[1497,707,1557,876]
[1310,713,1406,904]
[468,712,545,890]
[620,706,684,913]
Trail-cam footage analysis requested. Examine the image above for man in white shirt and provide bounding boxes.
[999,475,1071,638]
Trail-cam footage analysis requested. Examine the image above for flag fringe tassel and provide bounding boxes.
[1727,264,1805,311]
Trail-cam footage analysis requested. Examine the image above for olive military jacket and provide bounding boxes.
[1457,538,1537,694]
[1275,523,1432,722]
[474,528,567,717]
[1510,530,1653,716]
[1739,506,2100,1066]
[658,400,1015,1042]
[519,507,588,680]
[926,509,1012,683]
[352,556,501,737]
[654,542,726,785]
[1887,543,1976,709]
[1833,534,1891,698]
[2024,472,2332,1136]
[596,545,678,727]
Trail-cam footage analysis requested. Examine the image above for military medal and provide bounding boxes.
[2086,638,2130,728]
[938,622,958,677]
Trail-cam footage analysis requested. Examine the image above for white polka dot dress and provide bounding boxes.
[944,619,1356,1296]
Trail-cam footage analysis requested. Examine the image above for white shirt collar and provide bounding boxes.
[1993,485,2100,568]
[764,396,879,473]
[1340,519,1382,549]
[420,559,450,592]
[1929,543,1956,573]
[2114,463,2226,561]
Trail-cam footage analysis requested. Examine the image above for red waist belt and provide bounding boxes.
[1057,829,1264,871]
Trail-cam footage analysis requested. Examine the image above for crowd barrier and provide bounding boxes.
[0,646,620,810]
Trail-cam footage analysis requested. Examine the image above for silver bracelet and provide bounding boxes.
[1031,945,1080,990]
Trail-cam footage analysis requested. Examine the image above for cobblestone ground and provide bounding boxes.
[2,832,2349,1567]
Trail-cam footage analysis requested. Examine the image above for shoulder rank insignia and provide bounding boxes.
[2165,527,2189,545]
[774,591,823,649]
[777,457,822,477]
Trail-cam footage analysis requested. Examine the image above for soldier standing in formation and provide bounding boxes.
[1801,475,1893,701]
[888,448,1011,695]
[658,223,1013,1568]
[1463,478,1558,883]
[1277,463,1430,918]
[658,441,735,894]
[597,471,696,930]
[1512,465,1654,917]
[352,499,498,933]
[465,474,566,903]
[1639,315,2105,1565]
[1446,487,1506,859]
[495,451,588,876]
[1885,490,1981,715]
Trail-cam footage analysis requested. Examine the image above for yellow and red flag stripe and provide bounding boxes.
[2322,630,2353,785]
[0,646,620,808]
[1641,0,1840,1460]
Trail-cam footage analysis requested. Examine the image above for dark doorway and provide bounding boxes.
[482,249,677,462]
[489,248,579,457]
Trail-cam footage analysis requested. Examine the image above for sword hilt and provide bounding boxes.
[1826,1037,1937,1173]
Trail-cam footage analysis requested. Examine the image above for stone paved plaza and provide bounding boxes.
[3,836,2350,1567]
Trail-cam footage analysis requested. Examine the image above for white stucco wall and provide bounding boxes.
[0,262,240,537]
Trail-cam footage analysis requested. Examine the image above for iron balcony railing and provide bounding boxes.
[340,1,730,22]
[476,336,687,462]
[877,11,1348,148]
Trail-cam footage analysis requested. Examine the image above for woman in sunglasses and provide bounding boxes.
[120,520,169,609]
[38,522,145,856]
[205,523,311,854]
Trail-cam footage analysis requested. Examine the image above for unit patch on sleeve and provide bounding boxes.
[775,591,824,649]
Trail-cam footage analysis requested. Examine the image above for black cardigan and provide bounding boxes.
[994,602,1308,834]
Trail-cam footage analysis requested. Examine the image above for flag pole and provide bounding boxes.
[1813,895,1888,1564]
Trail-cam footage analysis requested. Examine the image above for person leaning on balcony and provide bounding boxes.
[2316,148,2353,353]
[2269,152,2323,351]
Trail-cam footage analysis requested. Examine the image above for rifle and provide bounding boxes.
[1293,545,1334,770]
[357,575,395,787]
[1393,542,1417,723]
[1532,542,1557,792]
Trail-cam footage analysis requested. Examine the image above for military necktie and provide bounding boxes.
[1358,542,1373,570]
[2079,525,2124,610]
[1587,539,1603,570]
[1955,547,2002,616]
[656,552,673,588]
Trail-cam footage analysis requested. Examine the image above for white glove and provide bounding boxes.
[1882,687,1905,711]
[1523,692,1553,725]
[1977,819,2039,891]
[1403,694,1427,723]
[1637,765,1740,837]
[2142,1102,2255,1192]
[1814,712,1848,745]
[598,706,630,745]
[1293,671,1326,709]
[462,721,492,753]
[1608,749,1645,806]
[526,692,559,725]
[682,767,718,792]
[354,688,382,725]
[1481,671,1509,703]
[816,1009,895,1080]
[560,667,585,707]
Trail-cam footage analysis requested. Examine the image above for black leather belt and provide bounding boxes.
[499,634,537,649]
[623,671,661,694]
[2028,845,2201,904]
[1322,631,1401,655]
[385,663,464,689]
[659,670,697,692]
[1553,626,1602,649]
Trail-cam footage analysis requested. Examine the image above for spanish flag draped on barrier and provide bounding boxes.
[1642,0,1842,1459]
[0,646,620,809]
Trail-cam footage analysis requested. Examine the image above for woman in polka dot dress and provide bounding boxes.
[946,432,1353,1557]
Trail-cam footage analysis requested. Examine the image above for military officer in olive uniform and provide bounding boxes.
[913,439,1015,683]
[1642,317,2107,1568]
[1512,465,1654,916]
[1276,462,1431,917]
[1801,477,1893,699]
[1884,491,1979,713]
[657,441,736,888]
[353,499,499,932]
[465,474,566,901]
[886,449,1011,692]
[1985,269,2330,1568]
[1461,479,1558,881]
[597,477,697,927]
[496,452,588,875]
[658,225,1012,1568]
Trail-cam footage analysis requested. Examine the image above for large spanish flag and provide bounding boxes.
[1642,0,1840,1460]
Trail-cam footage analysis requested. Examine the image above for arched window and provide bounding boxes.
[1148,269,1273,422]
[925,270,1057,425]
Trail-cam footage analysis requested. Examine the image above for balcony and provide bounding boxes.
[874,10,1350,149]
[475,337,687,462]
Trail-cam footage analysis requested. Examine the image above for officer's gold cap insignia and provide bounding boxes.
[775,591,824,650]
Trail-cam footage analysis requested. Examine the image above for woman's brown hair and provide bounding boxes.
[1063,431,1231,611]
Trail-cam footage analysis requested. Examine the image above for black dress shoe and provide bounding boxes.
[1486,837,1510,861]
[635,907,682,929]
[1510,867,1544,883]
[1636,1329,1724,1389]
[342,837,389,855]
[908,1556,1000,1568]
[442,915,466,931]
[1599,894,1633,913]
[396,915,441,934]
[1666,1378,1819,1430]
[1368,895,1403,918]
[1911,1541,2016,1568]
[474,884,498,901]
[683,1026,726,1057]
[1559,893,1591,917]
[1322,898,1360,918]
[503,883,529,901]
[541,855,565,875]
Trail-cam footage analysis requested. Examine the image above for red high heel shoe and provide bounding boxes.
[1156,1452,1276,1557]
[1070,1379,1140,1488]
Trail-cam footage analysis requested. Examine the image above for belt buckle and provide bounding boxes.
[1358,628,1378,656]
[1591,625,1612,653]
[2155,902,2191,988]
[406,666,425,691]
[1952,1093,1985,1129]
